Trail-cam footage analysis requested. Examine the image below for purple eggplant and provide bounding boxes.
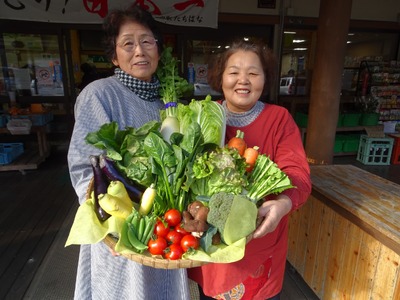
[99,154,146,203]
[90,155,111,221]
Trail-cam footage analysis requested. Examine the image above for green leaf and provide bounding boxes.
[177,96,226,147]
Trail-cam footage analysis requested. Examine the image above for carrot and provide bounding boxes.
[243,146,259,172]
[227,130,247,156]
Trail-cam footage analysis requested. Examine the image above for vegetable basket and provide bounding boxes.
[86,178,208,269]
[102,234,205,269]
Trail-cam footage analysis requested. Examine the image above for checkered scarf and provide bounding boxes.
[114,68,160,102]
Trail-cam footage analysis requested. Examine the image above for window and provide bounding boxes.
[1,33,64,97]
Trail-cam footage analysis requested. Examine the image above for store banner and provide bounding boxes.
[0,0,219,28]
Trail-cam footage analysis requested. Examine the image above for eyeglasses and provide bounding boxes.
[116,37,158,52]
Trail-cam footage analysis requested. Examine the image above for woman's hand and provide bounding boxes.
[251,195,292,239]
[109,248,120,257]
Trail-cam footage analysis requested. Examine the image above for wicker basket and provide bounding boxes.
[103,234,206,269]
[87,177,208,269]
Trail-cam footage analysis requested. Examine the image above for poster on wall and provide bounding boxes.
[35,58,64,96]
[188,62,220,96]
[0,0,219,28]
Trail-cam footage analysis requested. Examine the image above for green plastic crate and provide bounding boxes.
[295,112,308,128]
[356,135,394,165]
[359,113,379,126]
[342,113,361,127]
[342,134,361,152]
[334,134,345,153]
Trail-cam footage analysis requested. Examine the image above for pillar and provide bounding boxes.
[305,0,353,165]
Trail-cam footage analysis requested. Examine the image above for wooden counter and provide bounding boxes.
[287,165,400,299]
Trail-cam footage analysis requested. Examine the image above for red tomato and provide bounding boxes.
[164,244,184,260]
[166,230,183,245]
[181,234,199,252]
[175,224,190,236]
[164,209,182,227]
[154,219,170,238]
[148,236,167,255]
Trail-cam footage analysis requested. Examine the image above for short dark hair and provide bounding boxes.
[102,4,163,61]
[207,39,277,95]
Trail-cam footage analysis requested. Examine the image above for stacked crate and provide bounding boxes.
[356,135,394,165]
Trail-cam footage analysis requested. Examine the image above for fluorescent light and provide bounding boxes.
[243,37,249,41]
[293,39,305,43]
[294,47,307,51]
[284,31,296,34]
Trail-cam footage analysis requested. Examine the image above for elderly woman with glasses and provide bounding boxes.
[67,5,191,300]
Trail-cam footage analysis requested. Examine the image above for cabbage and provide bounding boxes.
[177,95,226,147]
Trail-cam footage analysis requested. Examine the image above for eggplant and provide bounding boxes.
[90,155,111,222]
[98,154,146,203]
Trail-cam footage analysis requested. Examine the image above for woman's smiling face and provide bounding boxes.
[222,50,265,113]
[112,21,159,82]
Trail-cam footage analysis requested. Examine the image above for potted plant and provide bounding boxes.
[357,95,380,126]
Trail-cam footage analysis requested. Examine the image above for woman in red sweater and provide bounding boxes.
[188,40,312,300]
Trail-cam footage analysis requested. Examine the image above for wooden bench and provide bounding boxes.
[287,164,400,299]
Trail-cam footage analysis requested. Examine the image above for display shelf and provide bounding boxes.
[300,126,367,140]
[0,149,46,174]
[356,60,400,123]
[0,125,50,173]
[300,126,372,156]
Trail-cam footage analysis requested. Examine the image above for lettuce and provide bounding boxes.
[177,95,226,147]
[184,147,247,197]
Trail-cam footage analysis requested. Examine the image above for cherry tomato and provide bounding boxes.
[181,234,199,252]
[164,209,182,227]
[148,236,167,256]
[166,230,183,245]
[164,244,184,260]
[154,219,170,238]
[175,223,190,236]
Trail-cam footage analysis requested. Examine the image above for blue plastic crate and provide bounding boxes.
[356,135,394,165]
[0,143,24,165]
[0,115,7,127]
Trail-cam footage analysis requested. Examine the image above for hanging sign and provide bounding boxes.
[0,0,219,28]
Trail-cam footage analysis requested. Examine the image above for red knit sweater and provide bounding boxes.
[188,103,311,299]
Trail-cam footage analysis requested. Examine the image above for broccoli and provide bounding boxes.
[207,192,258,245]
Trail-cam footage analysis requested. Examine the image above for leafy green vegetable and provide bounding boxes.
[200,226,218,253]
[177,95,226,147]
[156,47,193,143]
[184,147,247,197]
[85,122,126,161]
[157,47,193,105]
[85,121,160,187]
[143,121,204,212]
[245,154,294,202]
